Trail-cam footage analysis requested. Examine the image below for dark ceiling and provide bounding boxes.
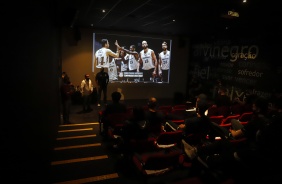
[58,0,277,36]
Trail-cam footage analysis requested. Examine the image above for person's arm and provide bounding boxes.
[178,124,185,129]
[230,129,244,138]
[158,53,162,75]
[151,50,158,75]
[92,53,96,72]
[80,80,84,94]
[90,80,94,92]
[137,54,142,72]
[107,49,119,58]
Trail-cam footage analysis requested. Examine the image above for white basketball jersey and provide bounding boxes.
[125,54,138,71]
[159,50,170,70]
[121,61,128,72]
[108,59,117,81]
[140,49,155,70]
[95,48,112,68]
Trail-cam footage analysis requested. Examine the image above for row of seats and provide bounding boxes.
[98,102,253,179]
[209,111,253,125]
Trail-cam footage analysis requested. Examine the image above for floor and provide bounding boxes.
[50,99,196,184]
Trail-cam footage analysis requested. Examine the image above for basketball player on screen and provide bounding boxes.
[138,40,158,83]
[94,39,119,70]
[158,41,170,83]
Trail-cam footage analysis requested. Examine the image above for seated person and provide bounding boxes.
[213,86,231,108]
[166,98,214,144]
[144,97,166,137]
[122,105,148,141]
[100,91,127,137]
[181,97,273,178]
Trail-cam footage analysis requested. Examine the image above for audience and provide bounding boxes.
[181,97,275,182]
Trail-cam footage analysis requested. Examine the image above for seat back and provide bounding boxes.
[155,130,183,148]
[173,104,186,110]
[207,106,218,116]
[170,109,186,119]
[238,112,253,122]
[221,114,240,125]
[158,105,172,116]
[230,103,244,115]
[209,115,224,125]
[217,105,231,117]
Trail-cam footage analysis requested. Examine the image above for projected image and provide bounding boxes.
[92,33,172,84]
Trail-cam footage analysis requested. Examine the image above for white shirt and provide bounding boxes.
[80,79,93,96]
[95,47,117,68]
[159,50,170,70]
[140,48,155,70]
[125,54,138,71]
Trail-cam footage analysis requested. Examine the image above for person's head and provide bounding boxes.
[62,72,66,79]
[120,46,125,56]
[130,45,136,51]
[132,106,145,120]
[111,91,121,103]
[85,74,90,81]
[142,40,148,49]
[218,86,227,95]
[252,97,268,115]
[162,41,167,51]
[63,74,71,84]
[101,39,109,48]
[197,100,209,116]
[148,97,157,109]
[196,93,208,108]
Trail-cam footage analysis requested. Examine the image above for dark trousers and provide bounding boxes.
[82,94,92,111]
[161,69,169,83]
[97,85,108,104]
[141,68,154,82]
[62,99,71,123]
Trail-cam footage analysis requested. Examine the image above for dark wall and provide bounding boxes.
[187,34,282,101]
[2,1,61,182]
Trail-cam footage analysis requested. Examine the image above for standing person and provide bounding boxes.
[93,39,120,70]
[95,67,109,107]
[81,74,94,112]
[138,40,158,82]
[158,41,170,83]
[60,72,74,124]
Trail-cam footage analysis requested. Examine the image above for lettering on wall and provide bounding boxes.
[188,38,280,99]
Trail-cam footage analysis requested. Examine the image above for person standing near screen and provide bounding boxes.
[138,40,158,82]
[81,74,93,112]
[158,41,170,83]
[95,67,109,107]
[94,39,120,69]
